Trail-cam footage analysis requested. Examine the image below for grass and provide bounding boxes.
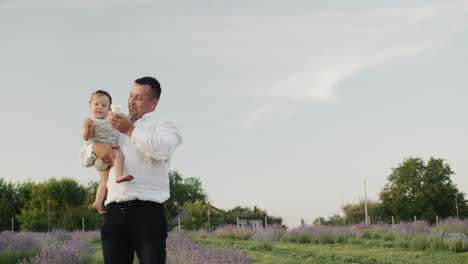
[194,236,468,264]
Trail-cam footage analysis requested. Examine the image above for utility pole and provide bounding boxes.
[207,211,211,232]
[364,180,368,225]
[47,199,51,232]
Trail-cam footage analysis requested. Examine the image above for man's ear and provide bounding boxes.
[152,98,159,109]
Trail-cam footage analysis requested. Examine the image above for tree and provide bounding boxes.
[311,215,344,226]
[313,217,326,226]
[225,206,283,226]
[341,199,384,224]
[0,179,20,231]
[180,200,224,231]
[379,157,467,222]
[165,171,207,221]
[17,178,87,231]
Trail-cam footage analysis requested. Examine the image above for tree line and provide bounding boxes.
[0,171,282,232]
[313,157,468,225]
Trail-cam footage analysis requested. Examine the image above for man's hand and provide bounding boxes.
[108,113,135,137]
[92,142,120,165]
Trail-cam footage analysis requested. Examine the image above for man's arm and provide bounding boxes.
[108,112,182,161]
[131,119,182,162]
[93,142,119,165]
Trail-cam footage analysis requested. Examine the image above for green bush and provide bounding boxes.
[297,233,311,244]
[372,232,382,239]
[348,238,365,245]
[362,231,372,239]
[410,235,430,250]
[382,242,394,248]
[444,234,468,253]
[364,240,381,247]
[396,240,410,249]
[252,241,274,251]
[382,232,395,241]
[428,234,446,250]
[318,234,335,244]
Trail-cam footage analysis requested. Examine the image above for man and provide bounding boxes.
[80,76,182,264]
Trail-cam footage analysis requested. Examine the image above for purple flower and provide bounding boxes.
[167,233,253,264]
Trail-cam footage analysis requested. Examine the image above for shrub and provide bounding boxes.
[252,241,273,251]
[381,242,394,248]
[364,240,381,247]
[348,238,365,245]
[444,233,468,253]
[396,240,410,249]
[410,235,430,250]
[362,231,372,239]
[297,233,312,244]
[382,232,395,241]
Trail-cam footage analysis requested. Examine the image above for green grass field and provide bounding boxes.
[194,237,468,264]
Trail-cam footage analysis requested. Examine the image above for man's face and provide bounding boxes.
[128,83,158,120]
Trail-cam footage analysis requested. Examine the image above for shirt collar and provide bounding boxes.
[137,110,157,122]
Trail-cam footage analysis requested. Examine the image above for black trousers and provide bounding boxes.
[101,200,167,264]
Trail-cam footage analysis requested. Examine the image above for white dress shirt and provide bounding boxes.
[80,111,182,205]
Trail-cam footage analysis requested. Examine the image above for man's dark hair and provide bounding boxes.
[135,76,161,99]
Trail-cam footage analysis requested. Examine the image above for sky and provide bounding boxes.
[1,0,468,228]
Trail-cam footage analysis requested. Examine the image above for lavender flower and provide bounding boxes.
[167,233,253,264]
[251,225,286,241]
[19,240,96,264]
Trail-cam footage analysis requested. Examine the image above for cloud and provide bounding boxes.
[242,103,297,131]
[240,2,468,128]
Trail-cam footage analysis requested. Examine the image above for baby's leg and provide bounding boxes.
[113,149,134,183]
[93,169,109,215]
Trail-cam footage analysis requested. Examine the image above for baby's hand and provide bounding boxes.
[83,118,94,129]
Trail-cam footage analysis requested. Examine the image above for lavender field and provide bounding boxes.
[191,218,468,264]
[1,218,467,264]
[0,230,253,264]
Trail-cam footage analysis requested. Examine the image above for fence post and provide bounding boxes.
[178,217,181,232]
[391,216,394,228]
[265,216,268,228]
[82,217,85,232]
[436,215,439,226]
[11,217,14,232]
[414,216,417,223]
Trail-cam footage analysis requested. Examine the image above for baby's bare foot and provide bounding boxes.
[116,174,134,183]
[92,202,106,215]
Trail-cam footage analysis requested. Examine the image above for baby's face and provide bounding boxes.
[89,95,111,119]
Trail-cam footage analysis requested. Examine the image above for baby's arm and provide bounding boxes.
[83,118,94,141]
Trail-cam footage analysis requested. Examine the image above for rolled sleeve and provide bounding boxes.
[130,120,182,162]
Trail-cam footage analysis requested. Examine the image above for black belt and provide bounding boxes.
[107,199,162,209]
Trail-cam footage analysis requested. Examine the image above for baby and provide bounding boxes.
[82,90,133,214]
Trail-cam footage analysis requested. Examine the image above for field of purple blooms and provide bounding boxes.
[190,218,468,264]
[2,218,467,264]
[0,230,98,264]
[0,230,253,264]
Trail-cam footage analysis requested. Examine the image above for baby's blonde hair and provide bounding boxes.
[89,90,112,105]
